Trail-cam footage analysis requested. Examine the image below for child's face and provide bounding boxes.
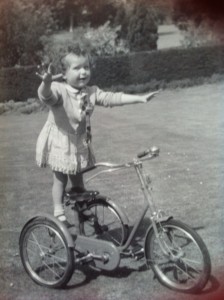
[65,54,91,89]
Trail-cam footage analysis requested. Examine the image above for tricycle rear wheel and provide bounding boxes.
[19,217,74,288]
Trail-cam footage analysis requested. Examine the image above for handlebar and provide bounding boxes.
[97,146,159,168]
[138,146,160,158]
[137,149,151,158]
[81,146,160,175]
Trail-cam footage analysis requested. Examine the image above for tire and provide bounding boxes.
[79,198,128,246]
[145,219,211,293]
[19,217,74,288]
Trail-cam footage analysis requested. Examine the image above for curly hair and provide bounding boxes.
[60,42,94,73]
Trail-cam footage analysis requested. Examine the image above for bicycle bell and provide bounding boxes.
[150,146,160,156]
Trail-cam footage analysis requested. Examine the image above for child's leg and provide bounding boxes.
[52,171,68,221]
[69,173,85,191]
[68,173,85,232]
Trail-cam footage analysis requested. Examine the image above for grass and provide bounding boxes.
[0,82,224,299]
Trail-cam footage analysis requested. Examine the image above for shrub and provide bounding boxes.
[84,22,129,56]
[0,0,57,67]
[40,22,129,73]
[172,0,224,48]
[178,21,223,48]
[114,1,158,52]
[0,103,5,114]
[0,98,43,115]
[17,102,41,114]
[126,4,158,51]
[0,66,39,102]
[1,45,224,103]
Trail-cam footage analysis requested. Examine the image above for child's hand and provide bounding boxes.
[139,90,161,103]
[36,63,63,83]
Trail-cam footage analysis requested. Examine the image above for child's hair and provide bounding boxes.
[60,43,94,73]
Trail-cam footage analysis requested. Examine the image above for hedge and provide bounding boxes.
[91,45,224,87]
[0,45,224,102]
[0,66,39,102]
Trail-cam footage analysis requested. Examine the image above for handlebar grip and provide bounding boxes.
[137,146,160,159]
[137,149,150,158]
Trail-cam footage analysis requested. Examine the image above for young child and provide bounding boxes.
[36,45,159,225]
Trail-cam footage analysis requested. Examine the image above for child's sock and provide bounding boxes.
[57,215,66,222]
[54,205,66,221]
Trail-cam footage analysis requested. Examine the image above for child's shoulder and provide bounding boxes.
[87,85,97,91]
[86,85,102,94]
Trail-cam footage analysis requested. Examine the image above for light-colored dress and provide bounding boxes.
[36,82,123,174]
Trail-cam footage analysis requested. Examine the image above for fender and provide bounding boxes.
[20,213,74,248]
[95,194,129,226]
[144,215,173,251]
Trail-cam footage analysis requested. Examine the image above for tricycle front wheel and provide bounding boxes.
[145,219,211,293]
[19,217,74,288]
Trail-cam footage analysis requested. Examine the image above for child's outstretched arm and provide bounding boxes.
[36,63,53,98]
[36,63,63,104]
[121,90,160,105]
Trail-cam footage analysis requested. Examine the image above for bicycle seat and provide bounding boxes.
[65,189,99,201]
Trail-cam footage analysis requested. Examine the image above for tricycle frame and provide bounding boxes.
[19,146,211,292]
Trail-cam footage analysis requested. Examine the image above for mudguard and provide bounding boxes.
[144,215,173,252]
[95,194,130,226]
[20,213,74,248]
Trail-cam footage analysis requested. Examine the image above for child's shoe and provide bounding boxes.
[57,215,73,228]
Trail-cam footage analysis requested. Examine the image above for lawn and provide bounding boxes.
[0,82,224,300]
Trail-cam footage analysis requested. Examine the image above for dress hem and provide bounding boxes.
[36,161,79,175]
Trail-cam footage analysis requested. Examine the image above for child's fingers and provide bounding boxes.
[35,72,43,80]
[48,63,56,75]
[52,73,64,81]
[153,89,162,95]
[47,63,53,74]
[36,65,42,74]
[37,63,47,75]
[146,93,156,100]
[150,90,161,96]
[146,90,161,100]
[39,62,47,72]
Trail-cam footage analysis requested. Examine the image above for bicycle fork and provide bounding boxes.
[134,162,174,258]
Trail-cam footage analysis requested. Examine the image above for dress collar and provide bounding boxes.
[65,83,87,94]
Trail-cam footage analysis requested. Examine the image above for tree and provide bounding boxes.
[172,0,224,41]
[152,0,173,24]
[172,0,224,24]
[0,0,57,67]
[115,1,158,52]
[57,0,117,31]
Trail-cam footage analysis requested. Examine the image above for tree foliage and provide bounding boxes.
[172,0,224,25]
[40,22,129,74]
[0,0,161,67]
[172,0,224,46]
[115,1,158,51]
[56,0,117,30]
[0,0,57,67]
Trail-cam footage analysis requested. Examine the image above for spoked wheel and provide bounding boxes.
[79,199,128,246]
[145,219,211,293]
[19,217,74,288]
